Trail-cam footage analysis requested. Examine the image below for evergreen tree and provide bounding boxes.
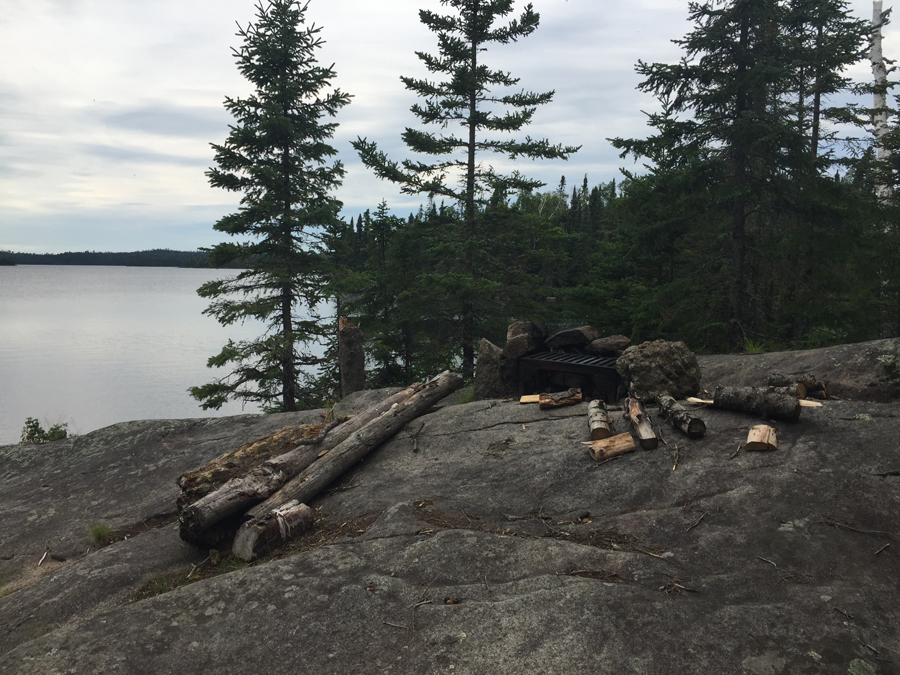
[352,0,578,378]
[190,0,350,411]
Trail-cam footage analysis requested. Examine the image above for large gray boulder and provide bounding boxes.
[545,325,600,351]
[585,334,631,356]
[2,344,899,673]
[616,340,702,399]
[501,320,545,359]
[474,339,508,400]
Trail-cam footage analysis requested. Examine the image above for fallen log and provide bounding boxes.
[245,370,463,520]
[583,432,635,461]
[178,381,428,544]
[713,386,801,423]
[587,400,612,441]
[624,397,658,450]
[656,394,706,439]
[232,501,314,561]
[745,425,778,451]
[176,422,331,510]
[539,388,582,409]
[768,373,827,399]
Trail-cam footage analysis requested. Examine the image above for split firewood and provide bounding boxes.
[246,371,463,519]
[713,386,802,423]
[768,373,827,399]
[178,380,431,544]
[232,501,314,561]
[587,400,612,440]
[745,425,778,451]
[519,394,540,404]
[539,388,583,409]
[623,397,658,449]
[583,433,635,461]
[656,394,706,439]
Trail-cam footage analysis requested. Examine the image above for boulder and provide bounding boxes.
[585,334,631,356]
[616,340,701,399]
[545,325,600,351]
[473,339,508,400]
[501,320,545,359]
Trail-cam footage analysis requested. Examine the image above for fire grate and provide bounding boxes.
[518,351,624,403]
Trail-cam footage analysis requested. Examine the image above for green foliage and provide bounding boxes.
[88,523,113,547]
[192,0,351,412]
[20,418,68,444]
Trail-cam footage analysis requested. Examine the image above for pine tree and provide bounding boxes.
[352,0,578,378]
[190,0,350,411]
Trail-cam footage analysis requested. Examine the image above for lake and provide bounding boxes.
[0,265,288,446]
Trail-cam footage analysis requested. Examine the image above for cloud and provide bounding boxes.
[101,103,231,139]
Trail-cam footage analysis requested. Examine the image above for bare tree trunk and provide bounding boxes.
[338,317,366,397]
[872,0,893,201]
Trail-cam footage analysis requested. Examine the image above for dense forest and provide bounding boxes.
[0,249,219,268]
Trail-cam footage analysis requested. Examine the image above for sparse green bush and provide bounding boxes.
[20,418,68,444]
[89,523,112,547]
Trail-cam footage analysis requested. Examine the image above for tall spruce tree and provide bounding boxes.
[190,0,350,411]
[352,0,578,378]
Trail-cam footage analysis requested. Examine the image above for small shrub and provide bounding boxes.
[20,418,68,444]
[89,523,113,547]
[742,339,766,354]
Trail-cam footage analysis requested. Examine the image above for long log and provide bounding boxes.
[713,386,801,423]
[656,394,706,439]
[232,501,314,561]
[587,400,612,440]
[624,397,658,450]
[178,381,428,543]
[246,370,463,519]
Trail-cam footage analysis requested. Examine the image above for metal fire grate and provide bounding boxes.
[518,351,623,403]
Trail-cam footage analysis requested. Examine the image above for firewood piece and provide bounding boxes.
[713,386,802,423]
[247,371,463,518]
[232,501,314,561]
[539,388,583,409]
[587,400,612,440]
[687,397,714,405]
[623,397,658,449]
[584,433,635,461]
[178,380,429,544]
[799,400,823,408]
[519,395,541,404]
[745,425,778,451]
[768,373,827,399]
[656,394,707,439]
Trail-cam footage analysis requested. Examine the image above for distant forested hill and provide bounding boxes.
[0,249,244,268]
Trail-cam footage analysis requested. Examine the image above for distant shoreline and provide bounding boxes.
[0,249,245,269]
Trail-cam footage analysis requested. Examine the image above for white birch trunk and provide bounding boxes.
[872,0,893,201]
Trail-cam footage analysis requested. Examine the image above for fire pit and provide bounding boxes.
[518,350,625,403]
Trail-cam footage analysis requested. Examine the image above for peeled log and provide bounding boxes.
[587,400,612,440]
[713,386,801,423]
[624,397,658,450]
[584,433,635,461]
[178,381,427,544]
[656,394,706,439]
[247,371,463,518]
[232,501,314,561]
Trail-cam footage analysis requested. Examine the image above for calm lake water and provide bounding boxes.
[0,265,276,446]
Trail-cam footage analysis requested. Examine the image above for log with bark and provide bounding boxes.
[713,386,802,423]
[539,388,582,409]
[232,501,315,561]
[587,399,612,440]
[745,425,778,451]
[655,394,706,439]
[768,373,827,399]
[176,422,330,510]
[244,370,463,520]
[583,433,635,461]
[178,380,431,544]
[623,397,658,449]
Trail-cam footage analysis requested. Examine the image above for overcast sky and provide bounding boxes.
[1,0,896,253]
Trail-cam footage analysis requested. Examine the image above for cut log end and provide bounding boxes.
[232,501,314,561]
